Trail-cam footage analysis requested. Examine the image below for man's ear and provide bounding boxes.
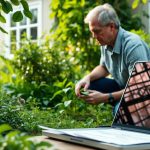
[109,22,115,30]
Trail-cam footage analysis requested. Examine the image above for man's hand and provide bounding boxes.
[75,75,90,97]
[80,90,108,104]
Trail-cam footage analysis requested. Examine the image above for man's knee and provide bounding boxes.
[89,77,121,93]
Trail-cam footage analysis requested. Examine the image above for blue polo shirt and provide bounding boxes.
[100,27,150,88]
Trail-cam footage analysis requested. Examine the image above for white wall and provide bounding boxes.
[0,28,6,55]
[132,1,149,33]
[42,0,53,35]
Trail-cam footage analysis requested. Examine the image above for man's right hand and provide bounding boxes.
[75,75,91,97]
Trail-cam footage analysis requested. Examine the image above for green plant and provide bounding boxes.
[80,88,89,96]
[12,39,77,84]
[132,0,148,9]
[131,29,150,47]
[0,0,32,33]
[0,56,15,86]
[0,124,52,150]
[0,90,24,129]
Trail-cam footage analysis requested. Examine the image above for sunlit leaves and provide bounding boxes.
[0,124,52,149]
[132,0,139,9]
[0,124,12,134]
[0,13,6,23]
[132,0,148,9]
[142,0,147,4]
[0,26,7,33]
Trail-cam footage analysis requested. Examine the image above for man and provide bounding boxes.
[75,3,150,114]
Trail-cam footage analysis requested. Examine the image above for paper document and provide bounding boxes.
[39,126,150,145]
[62,128,150,145]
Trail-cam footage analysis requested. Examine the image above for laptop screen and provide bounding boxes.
[113,61,150,133]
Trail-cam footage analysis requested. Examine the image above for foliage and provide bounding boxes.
[0,87,113,134]
[50,0,100,71]
[0,56,15,86]
[12,39,77,84]
[132,0,148,9]
[0,0,32,33]
[0,124,52,150]
[0,90,24,129]
[131,29,150,47]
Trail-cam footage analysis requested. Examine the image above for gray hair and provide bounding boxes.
[84,3,120,28]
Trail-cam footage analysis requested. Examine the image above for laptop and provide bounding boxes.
[40,61,150,150]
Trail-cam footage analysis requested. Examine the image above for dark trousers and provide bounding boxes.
[88,77,122,115]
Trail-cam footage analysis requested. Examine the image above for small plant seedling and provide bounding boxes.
[80,88,89,96]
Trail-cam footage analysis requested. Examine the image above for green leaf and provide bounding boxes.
[132,0,139,9]
[0,14,6,23]
[20,0,29,11]
[64,100,72,107]
[80,88,89,96]
[5,130,20,140]
[12,11,23,22]
[2,1,13,14]
[0,124,12,134]
[62,87,71,93]
[0,26,8,33]
[23,10,32,20]
[80,90,89,96]
[142,0,147,4]
[50,90,63,101]
[10,0,20,5]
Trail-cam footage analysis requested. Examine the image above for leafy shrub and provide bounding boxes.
[0,90,24,130]
[131,29,150,46]
[0,124,51,150]
[12,39,78,84]
[0,87,113,133]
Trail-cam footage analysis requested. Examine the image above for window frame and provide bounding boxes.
[4,0,42,58]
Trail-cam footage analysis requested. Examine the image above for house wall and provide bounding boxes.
[42,0,52,35]
[0,22,6,55]
[132,1,150,33]
[141,3,150,33]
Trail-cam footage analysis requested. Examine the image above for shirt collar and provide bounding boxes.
[113,26,124,54]
[105,26,124,54]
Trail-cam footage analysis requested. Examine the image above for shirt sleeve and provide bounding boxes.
[125,42,150,75]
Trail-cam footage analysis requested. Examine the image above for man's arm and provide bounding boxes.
[75,65,109,96]
[81,89,124,104]
[87,65,109,81]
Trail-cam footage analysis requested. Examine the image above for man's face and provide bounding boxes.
[89,21,115,46]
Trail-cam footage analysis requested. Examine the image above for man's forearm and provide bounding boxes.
[87,65,109,81]
[103,89,124,103]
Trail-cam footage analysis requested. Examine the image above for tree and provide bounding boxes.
[0,0,32,33]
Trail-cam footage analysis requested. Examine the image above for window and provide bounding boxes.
[5,1,42,58]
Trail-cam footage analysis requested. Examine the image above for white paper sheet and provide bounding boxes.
[39,126,150,145]
[62,128,150,145]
